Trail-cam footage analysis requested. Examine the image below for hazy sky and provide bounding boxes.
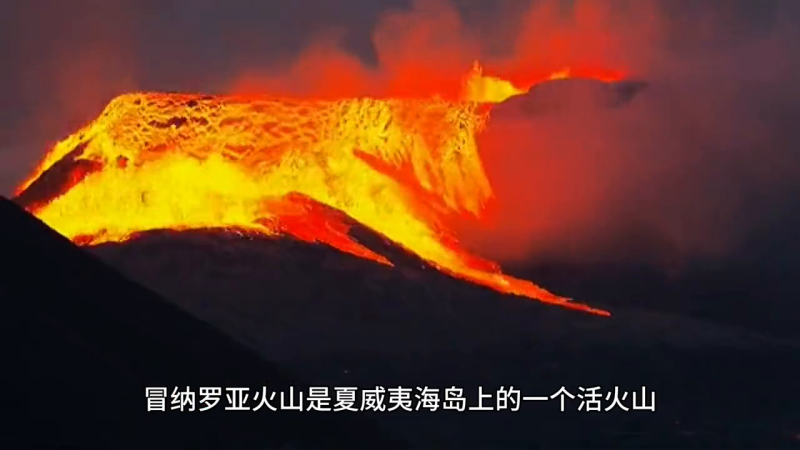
[0,0,794,196]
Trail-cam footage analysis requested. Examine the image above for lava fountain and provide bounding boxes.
[14,63,612,316]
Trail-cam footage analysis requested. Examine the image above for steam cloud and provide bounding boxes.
[466,0,800,266]
[1,0,798,268]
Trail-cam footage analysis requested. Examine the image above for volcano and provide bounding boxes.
[8,69,800,447]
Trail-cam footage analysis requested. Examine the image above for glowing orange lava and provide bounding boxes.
[546,67,626,83]
[15,63,611,316]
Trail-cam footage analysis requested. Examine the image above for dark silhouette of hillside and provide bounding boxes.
[88,206,800,448]
[0,196,401,449]
[4,194,800,448]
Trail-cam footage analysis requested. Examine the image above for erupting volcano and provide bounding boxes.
[14,63,613,316]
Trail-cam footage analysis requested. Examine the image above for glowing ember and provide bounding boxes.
[15,64,611,316]
[545,67,627,83]
[548,67,573,81]
[462,62,527,103]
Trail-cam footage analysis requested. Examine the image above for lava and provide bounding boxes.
[15,64,611,316]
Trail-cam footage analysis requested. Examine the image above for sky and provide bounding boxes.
[1,0,798,267]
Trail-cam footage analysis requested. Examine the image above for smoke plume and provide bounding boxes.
[466,0,800,266]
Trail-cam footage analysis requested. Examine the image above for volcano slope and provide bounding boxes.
[0,197,400,449]
[83,200,800,448]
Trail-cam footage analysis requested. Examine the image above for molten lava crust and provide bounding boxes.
[14,67,611,316]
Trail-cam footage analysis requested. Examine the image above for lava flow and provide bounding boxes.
[14,63,611,316]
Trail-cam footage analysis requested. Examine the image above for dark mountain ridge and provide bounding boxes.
[4,192,800,447]
[0,196,401,449]
[87,206,800,448]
